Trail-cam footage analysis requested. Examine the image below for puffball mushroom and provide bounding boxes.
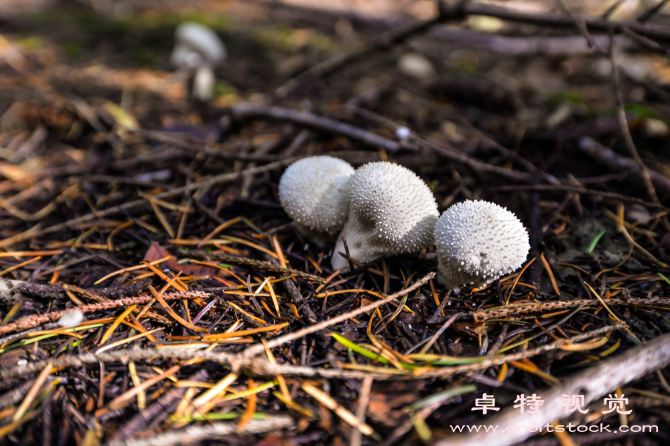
[170,22,226,101]
[278,156,355,247]
[434,200,529,290]
[331,162,439,272]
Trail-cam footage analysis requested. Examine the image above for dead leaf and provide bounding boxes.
[143,242,218,277]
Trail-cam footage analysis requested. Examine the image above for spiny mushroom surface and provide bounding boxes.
[278,156,355,246]
[434,200,529,289]
[331,161,439,271]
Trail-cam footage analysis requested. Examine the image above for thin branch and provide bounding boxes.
[602,0,629,19]
[471,296,669,323]
[578,137,670,196]
[414,136,534,182]
[0,291,209,336]
[622,26,670,57]
[351,375,373,446]
[107,416,295,446]
[228,103,401,152]
[637,0,670,22]
[557,0,607,53]
[191,251,326,284]
[0,323,626,382]
[464,2,670,40]
[610,34,660,205]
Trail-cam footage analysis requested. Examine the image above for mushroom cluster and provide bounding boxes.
[277,156,529,287]
[434,200,529,289]
[170,22,226,101]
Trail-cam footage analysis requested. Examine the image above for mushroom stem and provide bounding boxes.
[192,66,216,102]
[330,217,378,271]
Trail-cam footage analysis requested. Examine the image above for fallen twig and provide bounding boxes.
[108,416,295,446]
[471,296,670,323]
[0,323,625,382]
[610,34,660,205]
[577,137,670,196]
[0,291,210,336]
[228,103,401,151]
[190,251,326,284]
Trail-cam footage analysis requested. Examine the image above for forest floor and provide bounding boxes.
[1,1,670,445]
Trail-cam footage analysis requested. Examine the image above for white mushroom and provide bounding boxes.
[278,156,355,247]
[170,22,226,101]
[58,310,84,328]
[331,162,439,271]
[434,200,529,289]
[171,22,226,68]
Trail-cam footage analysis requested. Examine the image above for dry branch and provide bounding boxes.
[228,103,401,151]
[191,251,326,283]
[0,323,625,382]
[610,36,660,205]
[472,296,670,323]
[0,291,210,336]
[108,416,295,446]
[578,137,670,196]
[275,0,670,94]
[462,2,670,40]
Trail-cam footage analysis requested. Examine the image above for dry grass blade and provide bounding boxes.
[99,304,137,345]
[106,364,182,412]
[190,372,239,413]
[149,286,207,333]
[302,383,377,438]
[13,362,52,422]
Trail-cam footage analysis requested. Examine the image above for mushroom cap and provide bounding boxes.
[347,161,439,254]
[171,22,226,67]
[278,156,355,235]
[434,200,529,289]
